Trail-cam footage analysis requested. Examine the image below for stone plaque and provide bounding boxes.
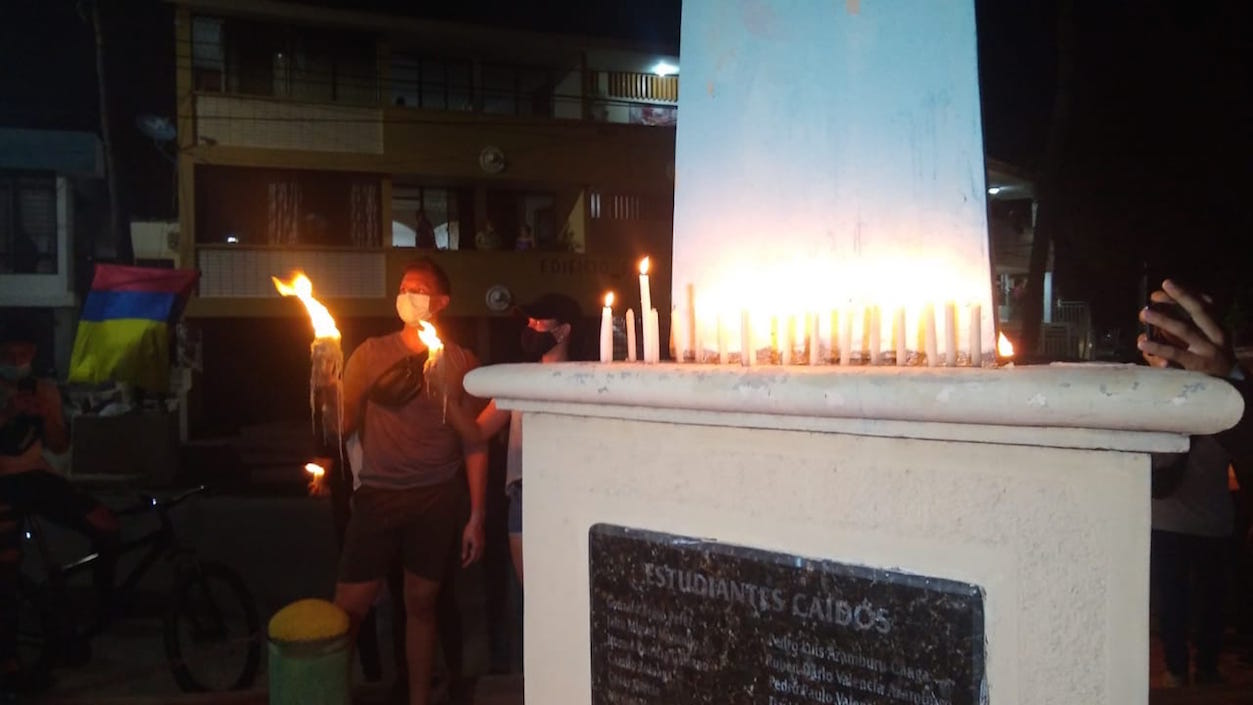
[589,525,985,705]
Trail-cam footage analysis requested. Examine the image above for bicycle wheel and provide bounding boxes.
[163,561,261,692]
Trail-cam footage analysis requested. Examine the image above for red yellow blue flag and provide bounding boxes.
[68,264,199,392]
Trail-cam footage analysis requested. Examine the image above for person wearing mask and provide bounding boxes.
[441,293,583,587]
[0,326,118,697]
[1139,279,1246,686]
[327,258,486,705]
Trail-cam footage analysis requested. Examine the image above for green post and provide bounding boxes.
[268,598,351,705]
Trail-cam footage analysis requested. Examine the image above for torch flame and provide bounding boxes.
[639,257,650,276]
[416,320,444,353]
[998,332,1015,358]
[604,291,615,307]
[273,272,341,340]
[304,461,329,497]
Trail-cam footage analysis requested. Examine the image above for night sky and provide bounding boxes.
[1,0,1248,339]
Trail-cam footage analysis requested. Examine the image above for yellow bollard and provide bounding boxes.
[267,598,351,705]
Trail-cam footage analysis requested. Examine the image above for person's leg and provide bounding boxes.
[11,471,118,624]
[82,504,119,629]
[506,483,524,673]
[508,536,523,587]
[507,483,523,586]
[399,479,467,704]
[0,499,19,680]
[334,580,384,650]
[387,560,407,698]
[1151,530,1191,682]
[336,486,400,669]
[402,571,441,705]
[1192,534,1229,680]
[436,547,464,702]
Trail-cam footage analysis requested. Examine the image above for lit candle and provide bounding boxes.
[924,303,938,367]
[969,303,982,367]
[867,305,880,366]
[686,283,697,363]
[717,312,728,364]
[670,308,683,362]
[839,308,852,366]
[625,308,637,362]
[600,292,614,363]
[639,257,653,362]
[894,307,907,366]
[829,311,839,364]
[809,313,821,366]
[639,257,652,319]
[770,315,780,364]
[647,309,660,363]
[740,309,752,367]
[944,302,957,366]
[693,319,703,363]
[781,316,791,368]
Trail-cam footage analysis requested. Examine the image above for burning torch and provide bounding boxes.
[272,273,343,444]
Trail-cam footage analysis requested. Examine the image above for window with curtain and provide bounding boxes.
[0,173,57,274]
[196,165,382,248]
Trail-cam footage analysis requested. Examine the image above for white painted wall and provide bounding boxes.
[521,412,1149,705]
[554,68,582,120]
[196,95,384,154]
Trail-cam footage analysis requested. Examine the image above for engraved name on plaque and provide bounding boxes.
[590,525,985,705]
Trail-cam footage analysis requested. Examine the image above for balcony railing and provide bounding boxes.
[193,55,678,126]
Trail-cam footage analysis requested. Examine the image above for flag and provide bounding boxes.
[68,263,199,392]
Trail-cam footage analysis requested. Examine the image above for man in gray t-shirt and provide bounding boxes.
[331,258,486,705]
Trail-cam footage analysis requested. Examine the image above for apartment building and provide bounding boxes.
[169,0,679,431]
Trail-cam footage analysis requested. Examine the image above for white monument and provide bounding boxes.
[466,2,1243,703]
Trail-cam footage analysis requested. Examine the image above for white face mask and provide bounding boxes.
[395,293,432,326]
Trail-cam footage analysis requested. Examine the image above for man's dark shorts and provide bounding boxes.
[339,477,467,584]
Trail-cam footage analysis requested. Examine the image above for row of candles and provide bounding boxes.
[600,257,663,363]
[597,258,1005,366]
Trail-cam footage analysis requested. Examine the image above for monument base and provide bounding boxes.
[465,363,1243,704]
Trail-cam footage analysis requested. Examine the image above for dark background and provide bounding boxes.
[1,0,1248,338]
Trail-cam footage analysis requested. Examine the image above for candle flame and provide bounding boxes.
[604,291,615,307]
[416,320,444,353]
[273,272,341,340]
[998,332,1015,357]
[304,460,330,497]
[639,257,651,276]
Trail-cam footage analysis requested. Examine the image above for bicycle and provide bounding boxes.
[14,485,262,693]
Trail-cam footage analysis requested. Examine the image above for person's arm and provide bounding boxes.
[444,397,510,444]
[34,379,69,454]
[337,343,370,438]
[461,431,488,567]
[1138,279,1238,377]
[1139,279,1251,462]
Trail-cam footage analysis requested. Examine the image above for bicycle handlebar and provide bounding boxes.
[116,485,209,517]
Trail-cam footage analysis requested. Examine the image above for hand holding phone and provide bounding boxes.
[1138,280,1237,378]
[1145,301,1188,368]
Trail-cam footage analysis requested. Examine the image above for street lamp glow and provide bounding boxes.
[652,61,678,77]
[987,186,1002,196]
